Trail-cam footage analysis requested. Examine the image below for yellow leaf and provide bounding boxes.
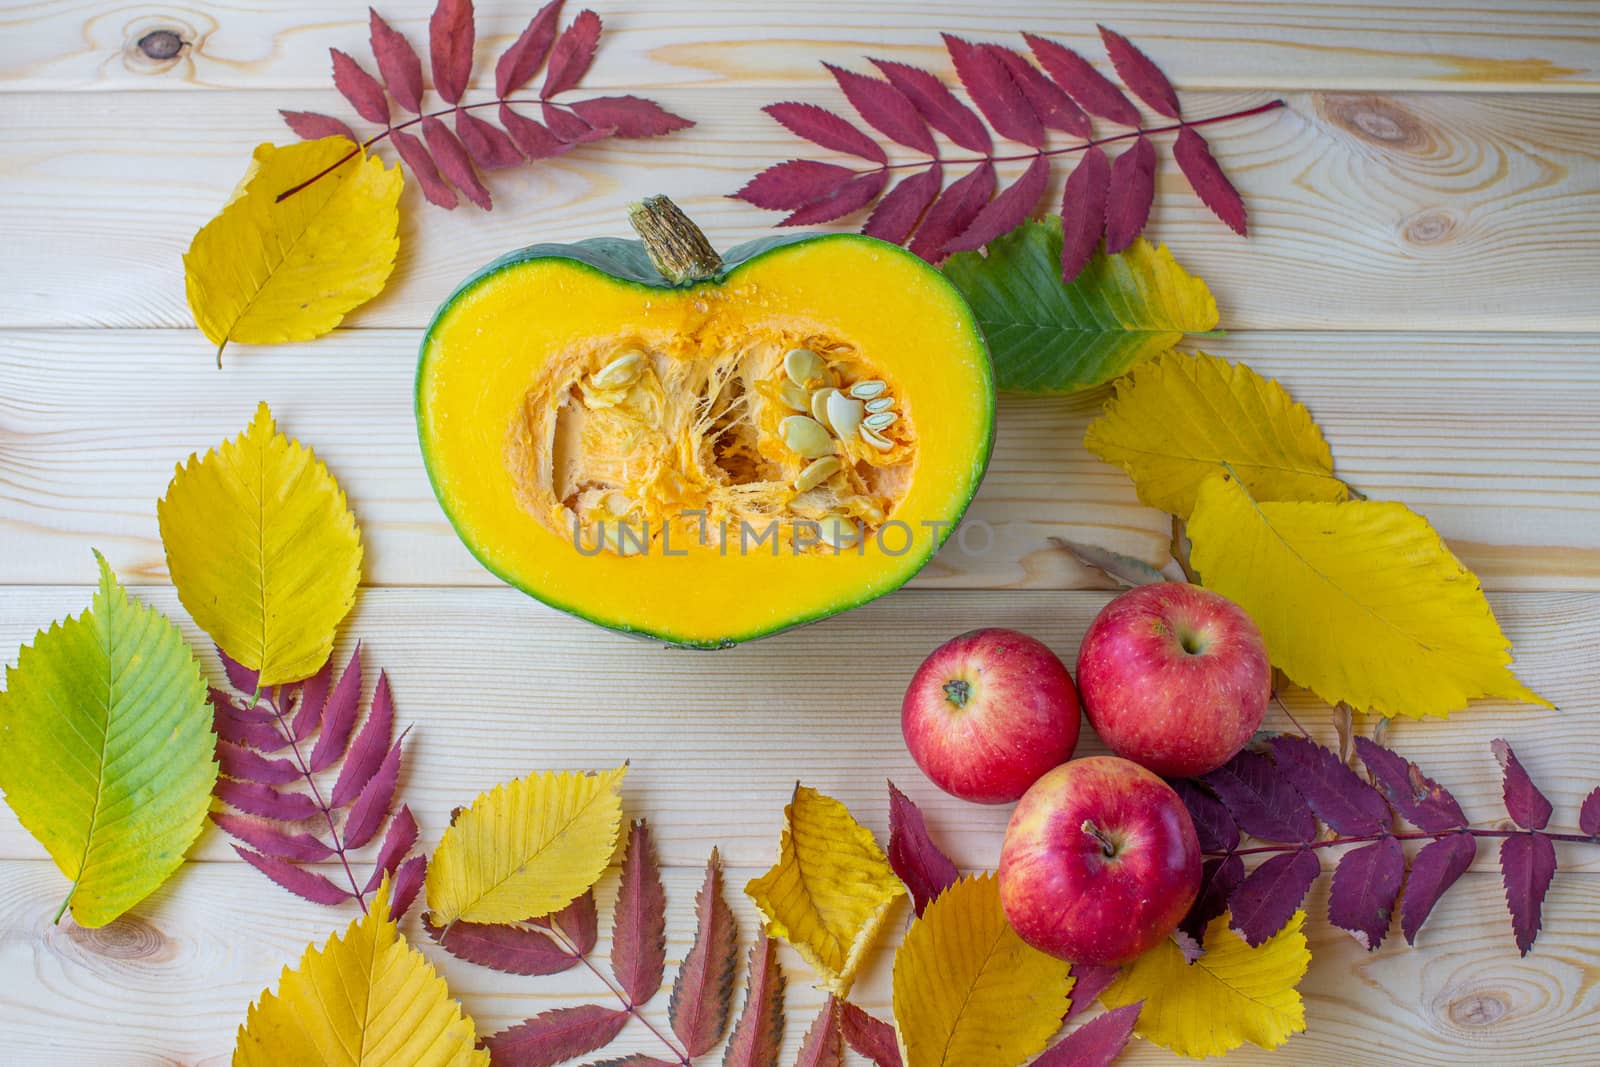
[1103,910,1310,1059]
[185,137,401,360]
[158,402,362,686]
[1189,472,1549,717]
[1085,349,1348,518]
[891,874,1074,1067]
[426,766,627,926]
[745,785,904,996]
[234,880,489,1067]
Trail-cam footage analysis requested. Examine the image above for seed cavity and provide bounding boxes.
[864,411,897,430]
[848,379,886,400]
[593,349,644,389]
[781,415,835,458]
[784,348,826,387]
[865,396,895,413]
[825,391,865,439]
[794,456,842,492]
[859,425,894,451]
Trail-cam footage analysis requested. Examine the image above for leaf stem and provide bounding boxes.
[1209,826,1600,860]
[540,920,692,1066]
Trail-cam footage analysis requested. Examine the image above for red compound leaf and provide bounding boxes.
[886,781,961,915]
[1173,126,1247,236]
[368,8,424,114]
[1099,24,1181,119]
[1492,738,1553,831]
[428,0,476,105]
[496,0,563,97]
[824,63,936,154]
[764,102,887,163]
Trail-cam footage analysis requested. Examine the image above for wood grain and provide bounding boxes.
[4,329,1595,591]
[5,1,1597,93]
[2,859,1597,1065]
[0,586,1589,871]
[0,89,1596,332]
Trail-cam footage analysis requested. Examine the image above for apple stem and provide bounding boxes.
[943,678,972,708]
[1081,819,1118,858]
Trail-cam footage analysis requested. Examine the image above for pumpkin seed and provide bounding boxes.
[810,387,839,429]
[779,381,810,412]
[784,348,826,387]
[794,456,841,492]
[864,411,897,431]
[825,391,865,439]
[864,396,895,413]
[848,379,886,400]
[859,425,894,451]
[780,415,834,458]
[594,349,645,389]
[819,515,860,549]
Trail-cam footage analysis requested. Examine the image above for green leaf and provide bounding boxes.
[0,553,218,926]
[942,220,1218,393]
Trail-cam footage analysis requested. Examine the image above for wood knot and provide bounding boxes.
[120,15,202,74]
[1401,208,1459,246]
[1316,94,1431,154]
[66,914,169,961]
[1448,991,1510,1029]
[137,29,185,61]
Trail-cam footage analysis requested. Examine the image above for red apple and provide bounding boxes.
[901,628,1081,804]
[999,755,1201,964]
[1076,583,1270,779]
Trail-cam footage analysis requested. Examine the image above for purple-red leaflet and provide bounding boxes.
[886,781,960,916]
[330,671,394,807]
[425,914,580,975]
[794,996,844,1067]
[1180,852,1243,944]
[216,740,300,786]
[995,46,1091,138]
[722,932,785,1067]
[1099,25,1180,119]
[291,654,333,740]
[908,160,996,261]
[281,111,359,142]
[368,8,424,114]
[216,778,320,822]
[543,102,606,142]
[1202,749,1317,844]
[734,160,858,212]
[869,58,991,153]
[1582,787,1600,837]
[780,171,887,227]
[764,102,887,163]
[496,0,563,97]
[343,736,405,849]
[587,1058,677,1067]
[1033,1002,1142,1067]
[422,114,493,210]
[1065,963,1124,1022]
[1268,735,1389,837]
[234,845,351,905]
[1172,126,1246,236]
[567,96,693,138]
[1104,135,1155,254]
[220,649,259,700]
[428,0,475,105]
[1227,847,1320,946]
[839,1001,901,1067]
[308,646,363,773]
[1061,144,1110,280]
[1400,832,1476,945]
[668,851,739,1057]
[392,127,457,207]
[1327,836,1404,950]
[1501,831,1556,955]
[455,109,525,169]
[483,1004,630,1066]
[211,812,333,862]
[1022,33,1140,127]
[824,63,936,154]
[1171,778,1238,854]
[364,805,420,892]
[1492,739,1553,831]
[391,854,427,917]
[500,105,573,160]
[554,889,599,955]
[331,48,390,126]
[542,9,601,98]
[214,709,287,751]
[942,36,1042,149]
[611,820,667,1005]
[943,152,1049,253]
[1355,737,1469,833]
[862,163,942,245]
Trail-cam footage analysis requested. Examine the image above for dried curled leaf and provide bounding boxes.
[0,553,216,927]
[1103,910,1310,1058]
[1189,472,1549,718]
[426,766,626,926]
[234,880,489,1066]
[184,138,401,358]
[1084,350,1347,519]
[745,785,904,996]
[892,874,1073,1067]
[158,402,362,686]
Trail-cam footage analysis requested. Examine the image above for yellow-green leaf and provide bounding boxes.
[426,766,627,926]
[942,224,1218,393]
[745,785,904,996]
[1085,350,1348,518]
[1189,472,1548,717]
[0,552,216,927]
[234,879,489,1067]
[1102,910,1310,1059]
[185,137,402,360]
[158,401,363,686]
[891,873,1074,1067]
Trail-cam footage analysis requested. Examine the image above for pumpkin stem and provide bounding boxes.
[628,195,724,284]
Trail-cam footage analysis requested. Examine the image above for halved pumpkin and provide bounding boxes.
[416,198,993,647]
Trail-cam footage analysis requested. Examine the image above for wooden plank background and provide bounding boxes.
[2,1,1598,1063]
